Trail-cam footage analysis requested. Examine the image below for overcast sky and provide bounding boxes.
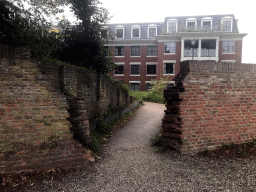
[98,0,256,63]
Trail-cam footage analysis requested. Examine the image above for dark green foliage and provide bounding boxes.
[56,0,116,74]
[1,0,115,73]
[113,81,131,93]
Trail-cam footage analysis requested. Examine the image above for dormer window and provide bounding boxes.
[131,25,141,38]
[201,17,213,31]
[167,19,178,34]
[148,24,157,38]
[115,25,124,38]
[221,16,233,32]
[186,18,197,31]
[100,26,109,38]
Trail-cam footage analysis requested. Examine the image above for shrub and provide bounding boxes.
[146,91,166,104]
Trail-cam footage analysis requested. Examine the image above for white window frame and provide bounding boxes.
[180,37,219,62]
[186,18,197,31]
[221,16,233,32]
[146,63,157,76]
[222,41,235,54]
[114,62,125,76]
[221,60,236,63]
[130,62,141,76]
[163,60,176,75]
[115,25,125,39]
[167,19,178,34]
[148,24,157,38]
[131,25,141,38]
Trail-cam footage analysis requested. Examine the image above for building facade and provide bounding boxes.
[103,14,247,91]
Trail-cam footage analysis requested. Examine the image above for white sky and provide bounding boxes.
[98,0,256,64]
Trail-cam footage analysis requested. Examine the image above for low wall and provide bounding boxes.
[162,61,256,154]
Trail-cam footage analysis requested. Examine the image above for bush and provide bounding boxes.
[146,91,166,104]
[127,90,166,104]
[114,82,130,93]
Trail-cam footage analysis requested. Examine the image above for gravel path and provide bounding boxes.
[25,102,256,191]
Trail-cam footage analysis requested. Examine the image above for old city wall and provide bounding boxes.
[0,45,134,173]
[163,61,256,154]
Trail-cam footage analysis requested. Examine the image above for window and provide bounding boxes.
[101,29,108,38]
[115,64,124,75]
[201,20,212,31]
[147,65,156,75]
[148,27,157,38]
[221,17,233,32]
[201,39,216,57]
[164,42,176,54]
[115,26,124,38]
[167,19,178,34]
[187,22,196,30]
[168,22,177,34]
[222,41,235,53]
[222,20,231,31]
[184,39,199,57]
[131,46,140,56]
[115,46,124,56]
[131,64,140,75]
[147,46,157,56]
[131,25,140,38]
[164,63,175,75]
[130,83,140,91]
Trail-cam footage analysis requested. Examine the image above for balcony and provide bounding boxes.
[184,48,216,57]
[182,39,218,61]
[178,24,230,33]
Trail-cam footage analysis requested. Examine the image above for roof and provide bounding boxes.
[104,14,241,41]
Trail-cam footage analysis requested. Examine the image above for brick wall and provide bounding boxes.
[0,51,93,173]
[0,45,134,173]
[163,60,256,154]
[36,62,134,119]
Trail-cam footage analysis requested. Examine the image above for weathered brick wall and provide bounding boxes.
[0,48,93,173]
[163,61,256,154]
[36,62,134,120]
[0,44,134,173]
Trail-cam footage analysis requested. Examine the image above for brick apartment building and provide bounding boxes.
[102,14,247,91]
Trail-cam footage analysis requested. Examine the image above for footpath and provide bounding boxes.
[26,102,256,191]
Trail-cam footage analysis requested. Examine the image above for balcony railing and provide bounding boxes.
[184,48,216,57]
[201,49,216,57]
[177,25,231,32]
[184,48,198,57]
